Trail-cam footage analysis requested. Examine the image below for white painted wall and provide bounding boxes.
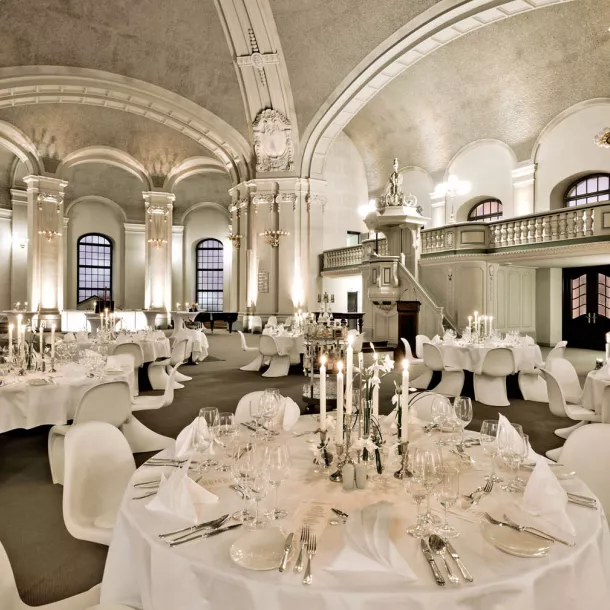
[398,167,434,221]
[534,102,610,211]
[321,275,363,312]
[535,268,563,346]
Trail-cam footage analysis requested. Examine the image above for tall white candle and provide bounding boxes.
[357,351,364,372]
[319,355,327,431]
[17,314,22,352]
[489,316,493,333]
[474,311,479,332]
[51,324,56,359]
[39,324,44,355]
[345,335,354,414]
[335,361,344,444]
[8,324,13,359]
[19,325,25,358]
[400,360,409,442]
[372,353,379,419]
[467,315,472,331]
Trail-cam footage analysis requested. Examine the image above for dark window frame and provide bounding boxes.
[467,198,503,222]
[564,173,610,208]
[77,233,113,304]
[196,238,224,312]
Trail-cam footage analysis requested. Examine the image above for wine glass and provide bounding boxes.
[480,420,503,483]
[431,395,452,444]
[404,447,429,537]
[191,415,211,476]
[260,388,281,437]
[263,444,292,520]
[498,424,525,492]
[215,412,236,472]
[409,445,443,527]
[435,464,460,539]
[453,397,473,444]
[249,397,264,438]
[199,407,219,467]
[230,441,255,523]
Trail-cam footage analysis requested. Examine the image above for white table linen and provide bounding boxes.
[172,329,209,362]
[109,338,171,364]
[437,343,543,374]
[582,369,610,415]
[101,417,610,610]
[171,311,198,332]
[262,329,304,359]
[0,368,131,433]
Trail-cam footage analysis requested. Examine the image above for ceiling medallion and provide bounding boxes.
[594,128,610,148]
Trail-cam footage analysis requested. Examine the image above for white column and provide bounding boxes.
[143,192,174,311]
[172,225,184,308]
[306,181,326,312]
[124,223,146,309]
[10,189,28,307]
[23,175,68,326]
[0,208,12,311]
[512,163,536,217]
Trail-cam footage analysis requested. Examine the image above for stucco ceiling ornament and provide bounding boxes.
[377,158,420,213]
[594,128,610,149]
[253,109,294,173]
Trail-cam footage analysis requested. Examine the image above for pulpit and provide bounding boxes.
[396,301,420,358]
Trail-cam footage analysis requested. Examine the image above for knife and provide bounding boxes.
[420,539,445,586]
[169,523,242,547]
[241,422,257,432]
[445,541,473,583]
[332,508,349,519]
[278,532,294,572]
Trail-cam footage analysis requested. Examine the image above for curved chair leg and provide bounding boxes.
[555,420,586,440]
[148,360,170,390]
[121,417,174,453]
[173,367,192,382]
[545,446,563,462]
[411,368,433,390]
[240,353,264,371]
[518,372,548,402]
[474,374,509,407]
[262,355,291,378]
[48,432,65,485]
[432,370,465,398]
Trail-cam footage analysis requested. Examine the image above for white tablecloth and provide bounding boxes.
[582,370,610,415]
[0,367,131,433]
[109,338,171,364]
[101,417,610,610]
[262,329,305,360]
[437,343,543,374]
[171,312,198,332]
[172,329,209,363]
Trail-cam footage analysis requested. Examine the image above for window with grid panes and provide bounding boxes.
[467,199,503,222]
[598,273,610,319]
[571,275,586,319]
[196,239,223,311]
[565,174,610,207]
[77,234,112,304]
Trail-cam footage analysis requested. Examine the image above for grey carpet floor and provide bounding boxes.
[0,333,593,605]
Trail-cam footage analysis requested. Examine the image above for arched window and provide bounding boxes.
[565,174,610,207]
[196,239,223,311]
[467,199,503,222]
[77,233,112,304]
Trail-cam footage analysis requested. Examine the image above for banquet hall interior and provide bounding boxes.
[1,0,610,608]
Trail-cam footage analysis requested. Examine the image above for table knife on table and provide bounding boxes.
[169,523,242,547]
[279,533,294,572]
[421,539,445,586]
[445,541,473,582]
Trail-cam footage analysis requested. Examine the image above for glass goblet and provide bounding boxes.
[263,443,291,520]
[453,396,473,444]
[480,419,503,483]
[230,441,256,523]
[404,474,428,538]
[435,464,460,539]
[199,407,219,468]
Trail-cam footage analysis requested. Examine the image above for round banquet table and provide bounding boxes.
[0,366,132,434]
[171,311,198,332]
[100,416,610,610]
[263,329,305,361]
[581,369,610,415]
[172,329,209,363]
[436,342,543,374]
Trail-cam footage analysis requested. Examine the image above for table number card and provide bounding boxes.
[290,499,333,540]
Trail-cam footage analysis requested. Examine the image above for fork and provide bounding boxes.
[294,527,309,573]
[501,514,575,546]
[484,512,568,546]
[464,479,493,506]
[302,533,317,585]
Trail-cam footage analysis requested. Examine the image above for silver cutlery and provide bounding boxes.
[279,532,294,573]
[484,513,574,547]
[292,429,319,437]
[146,458,187,465]
[132,491,157,500]
[423,422,439,433]
[230,484,245,499]
[294,527,309,573]
[421,538,445,586]
[331,508,349,519]
[133,479,161,488]
[302,533,317,585]
[462,479,493,507]
[429,535,459,584]
[568,497,597,510]
[236,443,253,460]
[445,540,474,583]
[567,492,596,506]
[169,523,242,547]
[241,422,257,433]
[158,514,230,539]
[453,444,475,464]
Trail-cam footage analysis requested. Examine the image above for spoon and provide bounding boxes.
[429,535,459,584]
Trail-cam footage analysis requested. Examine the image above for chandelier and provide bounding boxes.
[259,229,289,247]
[37,192,62,241]
[147,237,168,247]
[147,206,170,248]
[228,233,243,248]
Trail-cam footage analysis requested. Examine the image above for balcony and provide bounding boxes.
[320,238,387,274]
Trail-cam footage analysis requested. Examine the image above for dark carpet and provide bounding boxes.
[0,332,572,605]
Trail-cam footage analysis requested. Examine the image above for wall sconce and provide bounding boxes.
[37,192,63,241]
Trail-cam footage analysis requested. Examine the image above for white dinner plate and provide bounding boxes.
[480,520,552,558]
[230,528,294,571]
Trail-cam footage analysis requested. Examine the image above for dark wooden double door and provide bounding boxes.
[563,266,610,350]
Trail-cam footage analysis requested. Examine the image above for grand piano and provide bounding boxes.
[193,311,239,332]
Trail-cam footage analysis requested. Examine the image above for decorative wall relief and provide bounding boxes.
[253,109,294,172]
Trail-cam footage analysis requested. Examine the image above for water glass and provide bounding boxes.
[215,412,236,471]
[263,444,292,520]
[480,419,503,482]
[199,407,220,467]
[191,415,211,475]
[409,445,443,526]
[498,424,526,492]
[453,397,473,443]
[230,441,256,523]
[404,468,428,538]
[260,388,281,437]
[435,464,460,539]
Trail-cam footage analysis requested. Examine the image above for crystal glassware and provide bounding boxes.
[230,441,256,523]
[215,412,236,472]
[453,397,473,443]
[435,464,460,539]
[260,388,281,437]
[404,468,428,537]
[409,445,443,527]
[498,424,526,492]
[263,443,292,520]
[480,419,503,483]
[199,407,220,468]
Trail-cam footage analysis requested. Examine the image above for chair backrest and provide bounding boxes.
[63,422,135,540]
[107,353,135,370]
[539,368,569,418]
[267,316,278,327]
[0,538,20,610]
[250,316,263,332]
[284,316,293,326]
[481,348,515,376]
[559,424,610,520]
[546,357,582,403]
[113,343,144,368]
[422,342,445,371]
[161,364,179,407]
[74,381,132,427]
[351,333,364,354]
[415,335,430,359]
[169,338,188,366]
[602,385,610,424]
[546,340,568,361]
[259,335,279,357]
[238,330,249,351]
[407,392,440,422]
[235,391,264,423]
[401,337,416,361]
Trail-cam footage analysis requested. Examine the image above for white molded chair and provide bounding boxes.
[422,342,464,398]
[474,348,515,407]
[113,343,144,396]
[415,334,430,359]
[131,364,178,411]
[148,339,188,390]
[407,392,439,422]
[0,540,100,610]
[544,340,568,364]
[238,331,265,372]
[517,363,548,403]
[48,381,133,485]
[265,316,278,329]
[106,354,136,397]
[351,332,364,354]
[559,424,610,521]
[250,316,263,333]
[284,316,293,327]
[546,357,582,405]
[540,368,601,461]
[260,335,290,378]
[401,337,432,389]
[63,422,135,546]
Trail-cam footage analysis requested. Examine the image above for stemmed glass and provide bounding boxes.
[453,397,473,444]
[431,396,453,444]
[192,414,211,476]
[260,388,281,437]
[230,441,255,523]
[435,464,460,539]
[249,397,264,438]
[498,424,526,492]
[404,451,429,538]
[409,445,443,527]
[244,447,270,529]
[480,420,503,483]
[199,407,220,468]
[215,413,237,472]
[263,444,292,520]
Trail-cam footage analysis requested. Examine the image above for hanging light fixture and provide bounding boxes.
[37,192,62,241]
[259,196,289,247]
[146,206,170,248]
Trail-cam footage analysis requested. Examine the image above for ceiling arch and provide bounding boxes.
[65,195,128,223]
[181,201,231,224]
[0,120,43,175]
[164,156,228,192]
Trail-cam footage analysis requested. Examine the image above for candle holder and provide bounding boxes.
[394,441,412,479]
[317,429,333,470]
[50,355,56,373]
[330,412,354,482]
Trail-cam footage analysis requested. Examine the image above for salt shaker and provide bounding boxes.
[342,463,355,491]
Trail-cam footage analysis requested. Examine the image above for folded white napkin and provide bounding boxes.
[63,332,76,343]
[326,501,417,582]
[146,464,218,524]
[61,363,87,379]
[272,396,301,431]
[432,334,441,343]
[76,331,89,342]
[522,335,535,346]
[175,417,209,458]
[513,460,576,538]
